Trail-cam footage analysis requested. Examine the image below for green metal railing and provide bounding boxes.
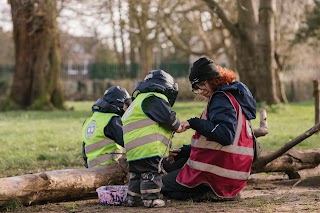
[0,63,191,81]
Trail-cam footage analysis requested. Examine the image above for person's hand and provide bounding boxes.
[175,121,190,133]
[180,120,190,131]
[175,125,184,133]
[166,148,181,163]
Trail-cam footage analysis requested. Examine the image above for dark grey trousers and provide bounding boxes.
[127,157,162,201]
[161,157,211,201]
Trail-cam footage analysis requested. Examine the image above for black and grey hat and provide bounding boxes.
[189,57,221,88]
[132,69,179,106]
[92,86,131,115]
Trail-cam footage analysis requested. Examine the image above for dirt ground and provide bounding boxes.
[5,173,320,213]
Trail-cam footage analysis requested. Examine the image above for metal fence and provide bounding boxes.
[18,63,192,81]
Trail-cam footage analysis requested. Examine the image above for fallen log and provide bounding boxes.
[252,148,320,174]
[285,165,320,179]
[252,122,320,171]
[0,158,128,207]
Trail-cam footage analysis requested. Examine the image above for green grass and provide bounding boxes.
[251,102,319,151]
[0,101,319,178]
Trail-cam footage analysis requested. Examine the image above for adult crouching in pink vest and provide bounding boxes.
[161,57,257,202]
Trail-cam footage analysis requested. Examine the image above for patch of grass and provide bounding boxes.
[252,101,319,151]
[0,101,319,177]
[63,203,78,212]
[0,199,24,212]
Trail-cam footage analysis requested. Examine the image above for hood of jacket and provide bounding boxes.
[217,81,256,120]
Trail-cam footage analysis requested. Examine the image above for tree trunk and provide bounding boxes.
[139,42,153,78]
[234,0,259,97]
[7,0,64,110]
[129,0,158,79]
[275,69,288,103]
[256,0,280,104]
[128,0,138,78]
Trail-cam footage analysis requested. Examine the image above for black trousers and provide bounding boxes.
[127,157,162,201]
[161,157,211,201]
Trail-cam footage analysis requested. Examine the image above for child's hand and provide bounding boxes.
[175,125,184,133]
[180,121,190,131]
[167,148,181,163]
[175,121,190,133]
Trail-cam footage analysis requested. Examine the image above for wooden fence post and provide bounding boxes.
[314,80,320,129]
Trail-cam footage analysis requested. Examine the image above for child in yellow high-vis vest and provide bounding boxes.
[122,70,183,208]
[82,86,131,168]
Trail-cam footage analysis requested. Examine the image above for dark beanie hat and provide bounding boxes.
[189,57,221,88]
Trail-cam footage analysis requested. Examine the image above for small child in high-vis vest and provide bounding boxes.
[82,86,131,168]
[122,70,183,208]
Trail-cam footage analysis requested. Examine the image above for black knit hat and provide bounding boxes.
[189,57,221,88]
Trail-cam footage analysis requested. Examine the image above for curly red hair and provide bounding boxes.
[207,65,236,91]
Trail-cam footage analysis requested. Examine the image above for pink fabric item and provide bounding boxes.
[96,185,128,205]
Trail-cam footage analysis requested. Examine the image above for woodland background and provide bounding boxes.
[0,0,319,110]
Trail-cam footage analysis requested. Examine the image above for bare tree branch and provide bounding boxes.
[253,109,268,137]
[202,0,239,36]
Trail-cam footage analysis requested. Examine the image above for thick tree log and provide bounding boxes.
[252,148,320,174]
[286,165,320,179]
[0,158,128,207]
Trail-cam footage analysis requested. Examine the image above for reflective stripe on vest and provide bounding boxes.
[123,118,156,134]
[186,159,250,180]
[190,138,253,156]
[125,133,170,152]
[85,138,115,153]
[88,152,123,168]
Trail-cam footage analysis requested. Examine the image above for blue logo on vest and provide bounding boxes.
[86,120,96,139]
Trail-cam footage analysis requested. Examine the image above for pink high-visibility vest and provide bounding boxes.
[176,92,254,198]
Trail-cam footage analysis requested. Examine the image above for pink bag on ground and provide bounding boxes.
[96,185,128,205]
